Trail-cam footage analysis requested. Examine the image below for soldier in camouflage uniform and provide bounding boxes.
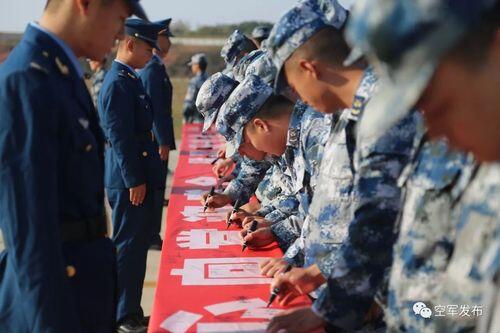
[347,0,500,332]
[216,74,331,253]
[194,72,270,209]
[265,1,419,331]
[88,58,108,108]
[183,53,208,123]
[220,30,257,75]
[251,25,271,48]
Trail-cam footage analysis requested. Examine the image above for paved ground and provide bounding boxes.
[0,140,181,318]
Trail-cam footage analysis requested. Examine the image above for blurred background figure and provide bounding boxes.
[183,53,208,123]
[88,56,108,107]
[251,25,271,48]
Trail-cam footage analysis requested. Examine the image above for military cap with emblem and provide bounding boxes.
[196,72,239,133]
[154,18,175,37]
[266,0,348,94]
[125,18,161,50]
[216,74,274,157]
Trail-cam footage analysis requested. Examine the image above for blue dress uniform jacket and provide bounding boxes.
[98,61,166,191]
[0,24,116,333]
[98,60,165,322]
[139,55,176,150]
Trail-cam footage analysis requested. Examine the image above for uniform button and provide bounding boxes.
[66,265,76,278]
[85,144,93,152]
[142,151,148,157]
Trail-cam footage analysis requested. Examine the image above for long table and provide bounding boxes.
[148,124,310,333]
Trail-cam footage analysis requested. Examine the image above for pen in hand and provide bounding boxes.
[203,186,215,212]
[242,220,258,252]
[226,198,241,229]
[267,264,293,307]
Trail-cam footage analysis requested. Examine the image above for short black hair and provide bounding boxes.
[290,25,353,68]
[450,2,500,67]
[199,61,207,72]
[254,94,294,120]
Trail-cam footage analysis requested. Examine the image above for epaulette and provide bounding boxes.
[29,61,49,75]
[28,49,53,75]
[118,70,128,79]
[348,95,366,121]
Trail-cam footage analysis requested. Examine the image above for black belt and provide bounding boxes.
[60,216,107,243]
[106,132,153,147]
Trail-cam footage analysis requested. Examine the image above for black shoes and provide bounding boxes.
[149,238,163,251]
[117,315,147,333]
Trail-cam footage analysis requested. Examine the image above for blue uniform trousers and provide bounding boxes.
[107,188,163,322]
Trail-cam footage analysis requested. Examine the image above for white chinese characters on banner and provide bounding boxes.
[181,206,229,223]
[185,177,217,187]
[160,299,280,333]
[171,258,273,285]
[177,229,241,249]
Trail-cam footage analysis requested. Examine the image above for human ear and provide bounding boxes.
[126,38,135,52]
[299,59,319,80]
[253,118,269,132]
[76,0,91,15]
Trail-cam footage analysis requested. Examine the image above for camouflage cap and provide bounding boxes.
[196,72,239,133]
[216,75,273,157]
[347,0,497,140]
[231,49,264,82]
[220,30,257,68]
[187,53,208,66]
[245,53,277,85]
[252,26,272,40]
[266,0,347,93]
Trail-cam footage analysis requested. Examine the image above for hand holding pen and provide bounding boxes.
[241,220,258,252]
[226,198,242,229]
[267,264,293,307]
[203,186,215,212]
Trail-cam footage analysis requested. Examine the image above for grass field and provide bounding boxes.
[171,77,190,140]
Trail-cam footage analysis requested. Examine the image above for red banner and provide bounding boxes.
[149,124,310,333]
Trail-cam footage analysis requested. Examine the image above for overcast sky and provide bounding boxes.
[0,0,355,33]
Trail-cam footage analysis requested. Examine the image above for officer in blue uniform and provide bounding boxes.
[98,18,165,333]
[139,18,176,250]
[0,1,147,332]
